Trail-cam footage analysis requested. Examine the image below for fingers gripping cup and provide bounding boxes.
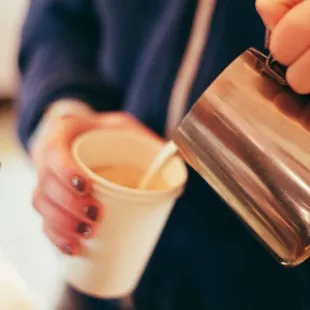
[64,130,188,298]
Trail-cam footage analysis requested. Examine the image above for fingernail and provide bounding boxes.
[72,176,86,193]
[62,244,73,255]
[76,222,92,237]
[85,206,99,221]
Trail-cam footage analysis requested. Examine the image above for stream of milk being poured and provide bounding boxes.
[138,140,179,190]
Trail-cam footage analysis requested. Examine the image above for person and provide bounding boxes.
[17,0,310,309]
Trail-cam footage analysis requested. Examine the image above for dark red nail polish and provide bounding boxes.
[72,176,86,193]
[85,206,99,221]
[76,222,92,237]
[63,244,73,255]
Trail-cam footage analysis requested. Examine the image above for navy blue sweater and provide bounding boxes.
[17,1,310,309]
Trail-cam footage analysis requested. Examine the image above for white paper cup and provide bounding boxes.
[64,130,188,298]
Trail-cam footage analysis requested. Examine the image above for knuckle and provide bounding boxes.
[255,0,268,15]
[286,70,308,95]
[269,38,285,64]
[43,222,50,234]
[37,167,48,184]
[38,173,57,201]
[31,145,44,165]
[32,140,55,167]
[44,141,58,163]
[32,188,41,211]
[40,173,54,196]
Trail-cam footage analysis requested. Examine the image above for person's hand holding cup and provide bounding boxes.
[31,101,187,298]
[31,101,158,256]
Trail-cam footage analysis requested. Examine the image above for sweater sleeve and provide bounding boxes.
[17,0,121,149]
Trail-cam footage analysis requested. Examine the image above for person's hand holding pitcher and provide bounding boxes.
[256,0,310,94]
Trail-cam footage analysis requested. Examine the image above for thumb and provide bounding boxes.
[256,0,303,29]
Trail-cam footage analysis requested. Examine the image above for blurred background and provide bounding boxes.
[0,0,26,98]
[0,1,63,308]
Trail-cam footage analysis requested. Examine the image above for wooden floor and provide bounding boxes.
[0,105,64,308]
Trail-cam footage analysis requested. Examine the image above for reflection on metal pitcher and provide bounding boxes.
[173,48,310,266]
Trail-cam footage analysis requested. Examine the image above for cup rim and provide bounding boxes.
[72,129,188,198]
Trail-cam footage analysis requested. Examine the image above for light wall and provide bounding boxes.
[0,0,28,99]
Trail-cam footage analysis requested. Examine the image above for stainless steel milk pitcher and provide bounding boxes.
[173,48,310,266]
